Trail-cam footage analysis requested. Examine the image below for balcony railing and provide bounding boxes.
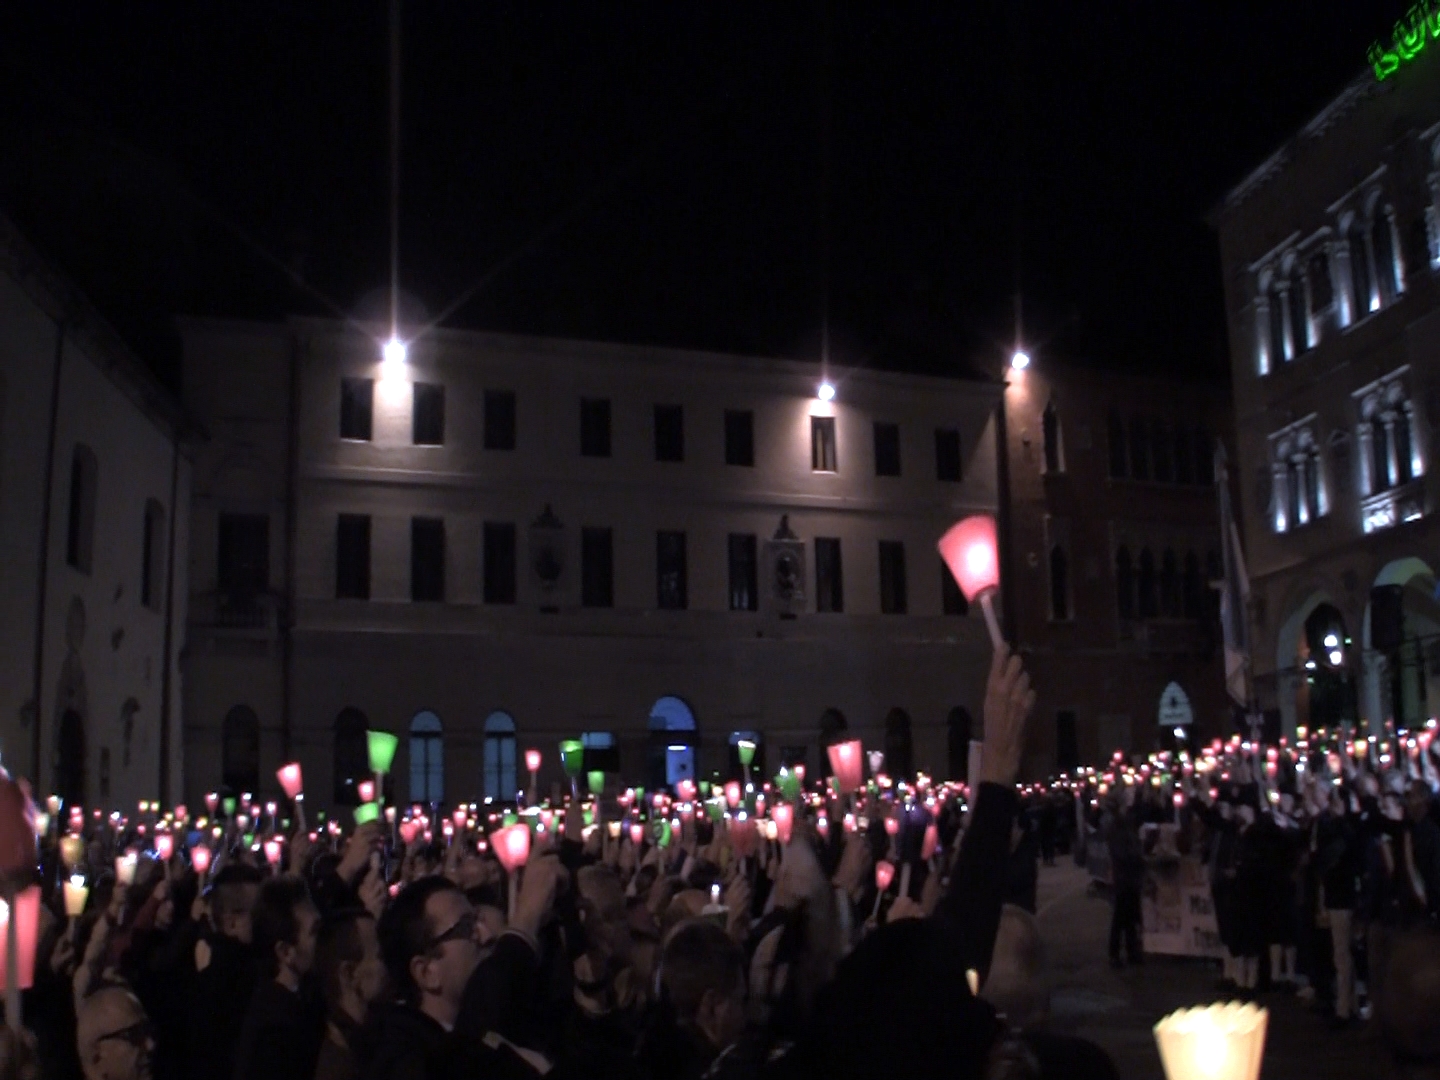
[1361,478,1425,534]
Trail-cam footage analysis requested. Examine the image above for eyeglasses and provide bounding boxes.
[426,911,478,950]
[95,1020,154,1049]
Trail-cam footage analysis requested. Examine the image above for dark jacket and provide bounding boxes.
[312,1016,361,1080]
[232,977,326,1080]
[183,931,258,1080]
[354,1003,545,1080]
[1315,811,1361,909]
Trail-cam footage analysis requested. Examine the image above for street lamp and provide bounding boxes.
[1010,350,1030,372]
[817,381,835,402]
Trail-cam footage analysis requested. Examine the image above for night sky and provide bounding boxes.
[0,2,1414,389]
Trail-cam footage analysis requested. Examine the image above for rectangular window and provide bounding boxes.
[811,416,838,472]
[657,530,688,610]
[412,382,445,446]
[581,527,614,608]
[581,397,612,458]
[725,409,754,466]
[335,515,371,600]
[874,421,901,477]
[483,390,517,450]
[879,540,907,614]
[728,533,758,612]
[941,556,969,615]
[935,428,962,482]
[483,522,517,605]
[340,378,374,441]
[815,537,843,613]
[218,513,270,597]
[654,404,684,462]
[411,517,446,602]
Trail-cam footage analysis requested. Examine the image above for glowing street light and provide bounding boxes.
[1010,350,1030,371]
[381,336,408,375]
[817,381,835,402]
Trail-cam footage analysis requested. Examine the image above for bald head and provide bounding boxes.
[77,986,152,1080]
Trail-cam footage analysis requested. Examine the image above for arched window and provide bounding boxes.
[883,709,913,779]
[222,705,260,794]
[1349,219,1374,315]
[409,711,444,804]
[1151,421,1173,482]
[1160,549,1181,617]
[1107,414,1127,479]
[1174,429,1194,484]
[946,708,972,781]
[1042,403,1063,474]
[1371,204,1401,306]
[648,696,697,790]
[1049,545,1070,620]
[818,709,847,777]
[1115,546,1134,620]
[1137,549,1158,619]
[333,708,368,805]
[142,499,167,611]
[66,444,98,574]
[483,712,517,801]
[1182,551,1203,619]
[1128,417,1150,480]
[1287,267,1311,354]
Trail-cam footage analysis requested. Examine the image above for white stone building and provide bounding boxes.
[179,317,1001,809]
[0,216,191,808]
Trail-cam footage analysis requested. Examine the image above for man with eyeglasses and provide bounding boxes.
[360,864,561,1079]
[77,985,155,1080]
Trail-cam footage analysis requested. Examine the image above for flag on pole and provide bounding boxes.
[1215,441,1251,707]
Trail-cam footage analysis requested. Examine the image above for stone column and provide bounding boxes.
[1332,239,1355,328]
[1254,292,1272,375]
[1272,462,1290,532]
[1278,282,1295,361]
[1428,175,1440,269]
[1383,412,1400,489]
[1386,205,1406,296]
[1293,455,1310,525]
[1300,268,1317,349]
[1358,421,1375,495]
[1362,225,1382,314]
[1404,399,1424,480]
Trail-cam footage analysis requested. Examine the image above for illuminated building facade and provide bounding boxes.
[1214,55,1440,736]
[179,317,1001,807]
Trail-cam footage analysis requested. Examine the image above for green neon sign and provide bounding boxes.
[1368,1,1440,80]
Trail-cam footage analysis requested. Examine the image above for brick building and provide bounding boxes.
[1213,53,1440,736]
[1000,357,1232,775]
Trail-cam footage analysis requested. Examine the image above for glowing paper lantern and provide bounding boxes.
[525,749,542,774]
[937,514,1004,647]
[154,834,174,862]
[190,844,212,876]
[772,803,794,845]
[588,770,606,796]
[493,824,531,874]
[816,814,830,838]
[736,740,757,768]
[1153,1002,1268,1080]
[921,823,939,861]
[874,860,895,893]
[776,768,800,802]
[0,774,35,875]
[114,851,138,886]
[629,822,644,846]
[367,730,399,776]
[60,835,84,870]
[676,778,696,802]
[205,792,219,815]
[263,840,282,866]
[884,816,899,838]
[827,740,864,796]
[0,888,41,991]
[357,780,376,804]
[63,876,88,918]
[276,763,303,801]
[724,781,742,809]
[559,740,585,779]
[353,803,380,825]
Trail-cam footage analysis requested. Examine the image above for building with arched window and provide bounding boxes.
[0,214,193,810]
[176,314,1002,803]
[1215,57,1440,739]
[1001,355,1230,773]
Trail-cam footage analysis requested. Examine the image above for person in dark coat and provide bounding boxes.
[312,909,386,1080]
[232,875,325,1080]
[181,864,262,1080]
[1314,788,1361,1021]
[1107,810,1145,968]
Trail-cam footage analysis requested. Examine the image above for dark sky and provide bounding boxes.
[0,2,1413,388]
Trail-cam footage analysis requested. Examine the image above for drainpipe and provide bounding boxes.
[280,330,303,762]
[29,317,66,784]
[157,424,181,803]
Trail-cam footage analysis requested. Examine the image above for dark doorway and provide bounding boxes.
[946,708,972,781]
[56,709,86,805]
[1056,711,1079,773]
[883,709,913,778]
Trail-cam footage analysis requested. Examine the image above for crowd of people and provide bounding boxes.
[0,646,1437,1080]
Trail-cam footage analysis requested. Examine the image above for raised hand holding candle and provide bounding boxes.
[938,514,1004,648]
[63,876,88,918]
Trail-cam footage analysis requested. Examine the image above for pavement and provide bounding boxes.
[1031,860,1393,1079]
